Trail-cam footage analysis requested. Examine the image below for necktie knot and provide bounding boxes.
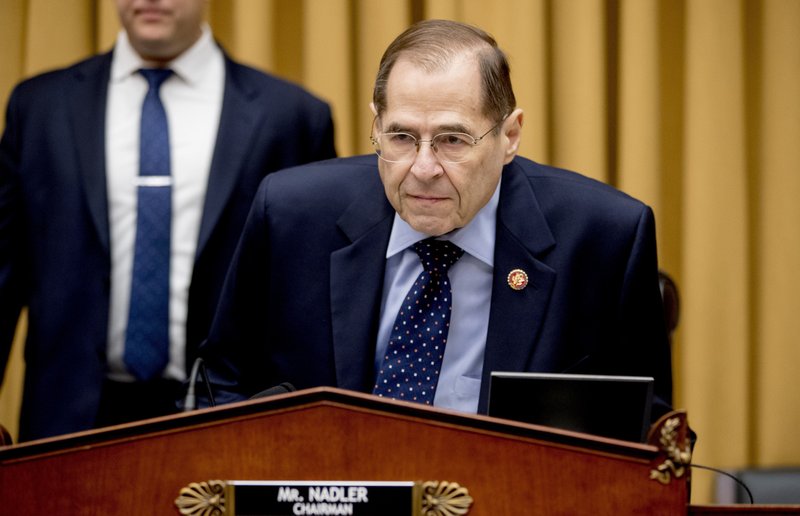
[413,238,464,275]
[140,68,173,91]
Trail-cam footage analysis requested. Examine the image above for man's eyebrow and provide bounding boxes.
[437,123,471,134]
[382,121,409,133]
[381,121,473,135]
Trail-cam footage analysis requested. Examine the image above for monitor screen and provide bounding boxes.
[488,372,654,442]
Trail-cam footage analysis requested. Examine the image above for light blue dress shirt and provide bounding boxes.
[375,181,500,413]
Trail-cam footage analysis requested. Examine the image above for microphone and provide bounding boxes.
[250,382,296,399]
[183,357,216,412]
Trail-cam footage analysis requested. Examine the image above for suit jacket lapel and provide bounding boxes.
[195,56,258,257]
[478,160,557,412]
[69,53,112,253]
[330,174,394,392]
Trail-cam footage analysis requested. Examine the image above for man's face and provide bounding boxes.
[374,55,522,237]
[115,0,206,63]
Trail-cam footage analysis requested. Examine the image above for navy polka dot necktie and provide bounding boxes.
[373,238,464,405]
[124,68,173,382]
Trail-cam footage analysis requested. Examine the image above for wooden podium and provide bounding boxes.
[0,387,691,515]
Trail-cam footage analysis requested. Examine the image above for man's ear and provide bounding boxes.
[502,108,524,164]
[370,102,378,116]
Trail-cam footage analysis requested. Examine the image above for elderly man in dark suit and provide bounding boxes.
[199,19,672,419]
[0,0,335,441]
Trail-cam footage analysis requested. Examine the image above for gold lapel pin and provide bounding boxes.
[507,269,529,291]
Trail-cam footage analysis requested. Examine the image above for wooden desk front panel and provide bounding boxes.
[1,398,686,515]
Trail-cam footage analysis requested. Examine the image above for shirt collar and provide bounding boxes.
[110,24,220,85]
[385,178,500,267]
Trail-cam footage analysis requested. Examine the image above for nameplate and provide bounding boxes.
[175,479,473,515]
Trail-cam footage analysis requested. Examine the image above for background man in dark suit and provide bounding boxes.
[0,0,335,441]
[199,19,672,418]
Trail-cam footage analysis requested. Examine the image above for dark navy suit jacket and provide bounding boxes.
[0,50,336,441]
[199,154,673,417]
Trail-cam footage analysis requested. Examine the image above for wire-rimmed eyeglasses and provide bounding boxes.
[370,116,507,164]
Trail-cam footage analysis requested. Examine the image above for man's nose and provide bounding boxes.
[409,140,443,178]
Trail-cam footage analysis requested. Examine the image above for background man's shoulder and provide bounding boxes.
[8,52,111,104]
[224,56,331,110]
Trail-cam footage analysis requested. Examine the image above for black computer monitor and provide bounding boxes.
[488,372,654,442]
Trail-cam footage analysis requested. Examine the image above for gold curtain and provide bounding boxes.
[1,0,799,504]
